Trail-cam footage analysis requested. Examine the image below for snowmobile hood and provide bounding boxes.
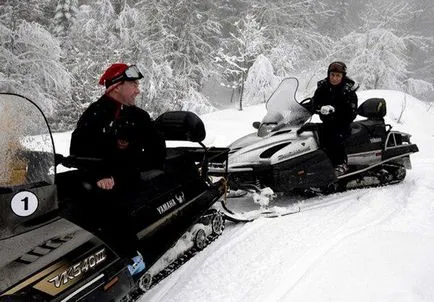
[229,123,297,151]
[227,125,317,170]
[228,132,262,151]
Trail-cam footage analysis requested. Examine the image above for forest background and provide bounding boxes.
[0,0,433,131]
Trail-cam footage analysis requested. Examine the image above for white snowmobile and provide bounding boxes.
[211,77,419,222]
[0,94,228,301]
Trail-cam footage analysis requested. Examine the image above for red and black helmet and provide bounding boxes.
[99,63,144,88]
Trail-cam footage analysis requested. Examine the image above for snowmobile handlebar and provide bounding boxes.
[296,123,320,136]
[299,97,316,114]
[55,154,103,170]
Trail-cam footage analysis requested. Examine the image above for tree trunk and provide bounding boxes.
[239,72,245,111]
[397,93,407,123]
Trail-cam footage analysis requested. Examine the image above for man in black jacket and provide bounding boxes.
[70,63,166,190]
[69,63,166,275]
[312,61,358,176]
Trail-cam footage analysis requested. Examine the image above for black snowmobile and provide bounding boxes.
[211,77,419,221]
[0,93,228,301]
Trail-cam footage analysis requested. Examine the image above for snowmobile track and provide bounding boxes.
[127,213,225,301]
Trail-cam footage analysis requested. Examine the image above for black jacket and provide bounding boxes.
[70,94,166,183]
[312,77,358,128]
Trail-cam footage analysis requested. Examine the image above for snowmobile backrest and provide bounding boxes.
[357,98,386,119]
[155,111,206,142]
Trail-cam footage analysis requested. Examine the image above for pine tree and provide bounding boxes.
[52,0,78,37]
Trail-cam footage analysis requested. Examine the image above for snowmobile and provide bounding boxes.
[210,77,419,221]
[0,93,228,301]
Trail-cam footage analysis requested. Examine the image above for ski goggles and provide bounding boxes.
[105,65,144,88]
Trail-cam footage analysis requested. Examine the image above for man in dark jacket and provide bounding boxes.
[69,63,166,275]
[70,63,166,190]
[312,61,358,176]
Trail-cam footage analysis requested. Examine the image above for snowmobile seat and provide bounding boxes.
[349,119,385,140]
[140,169,165,182]
[345,98,388,152]
[155,110,210,181]
[358,119,386,138]
[345,119,386,152]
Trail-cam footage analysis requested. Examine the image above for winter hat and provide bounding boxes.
[99,63,130,88]
[327,61,347,76]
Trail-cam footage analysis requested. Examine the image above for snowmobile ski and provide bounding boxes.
[221,201,301,223]
[220,186,301,223]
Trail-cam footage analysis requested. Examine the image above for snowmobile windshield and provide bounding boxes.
[263,77,311,128]
[0,94,55,188]
[0,94,57,240]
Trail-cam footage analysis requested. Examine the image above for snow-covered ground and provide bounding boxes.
[53,89,434,302]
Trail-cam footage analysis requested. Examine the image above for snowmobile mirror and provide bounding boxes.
[252,121,260,129]
[300,97,314,112]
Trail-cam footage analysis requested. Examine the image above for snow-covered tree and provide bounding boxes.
[331,0,431,91]
[52,0,78,37]
[326,0,352,39]
[0,1,70,119]
[106,3,177,116]
[0,0,53,27]
[161,0,222,87]
[252,0,333,73]
[404,78,434,105]
[335,29,409,90]
[111,0,221,116]
[243,54,280,105]
[252,0,332,39]
[216,14,269,110]
[361,0,421,33]
[61,0,121,127]
[409,0,434,98]
[179,87,216,115]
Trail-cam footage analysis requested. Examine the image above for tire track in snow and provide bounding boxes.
[270,185,411,302]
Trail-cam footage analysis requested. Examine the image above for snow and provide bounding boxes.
[52,89,434,302]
